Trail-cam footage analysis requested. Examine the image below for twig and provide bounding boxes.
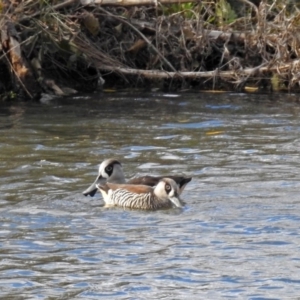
[20,0,77,23]
[97,7,178,73]
[238,0,258,17]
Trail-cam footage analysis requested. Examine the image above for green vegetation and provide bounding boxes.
[215,0,237,26]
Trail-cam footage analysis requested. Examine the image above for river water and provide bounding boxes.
[1,92,300,299]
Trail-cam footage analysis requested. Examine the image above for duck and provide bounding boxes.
[96,178,183,210]
[83,158,192,197]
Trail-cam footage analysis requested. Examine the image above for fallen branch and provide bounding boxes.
[81,0,199,6]
[97,61,282,80]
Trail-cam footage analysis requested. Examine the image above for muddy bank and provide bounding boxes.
[1,0,300,100]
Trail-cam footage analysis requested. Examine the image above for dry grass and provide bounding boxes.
[2,0,300,95]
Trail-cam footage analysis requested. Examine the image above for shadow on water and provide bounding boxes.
[1,92,300,299]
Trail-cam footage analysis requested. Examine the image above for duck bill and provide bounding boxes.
[83,175,107,197]
[170,196,183,208]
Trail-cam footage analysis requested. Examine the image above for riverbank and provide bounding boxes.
[1,0,300,100]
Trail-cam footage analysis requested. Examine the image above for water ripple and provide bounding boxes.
[1,94,300,298]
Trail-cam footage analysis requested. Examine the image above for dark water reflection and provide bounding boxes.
[1,92,300,299]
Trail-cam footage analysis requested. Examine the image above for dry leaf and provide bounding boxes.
[83,13,100,36]
[127,39,147,54]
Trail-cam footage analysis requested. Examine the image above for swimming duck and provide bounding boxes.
[97,178,183,210]
[83,158,192,197]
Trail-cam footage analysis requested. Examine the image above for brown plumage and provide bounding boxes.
[97,178,183,210]
[83,158,192,197]
[128,175,192,193]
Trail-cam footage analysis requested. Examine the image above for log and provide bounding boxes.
[98,64,268,79]
[81,0,199,6]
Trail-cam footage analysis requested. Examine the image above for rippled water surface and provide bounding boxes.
[1,92,300,299]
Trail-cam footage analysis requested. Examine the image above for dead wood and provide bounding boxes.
[81,0,199,6]
[2,0,300,99]
[0,21,41,99]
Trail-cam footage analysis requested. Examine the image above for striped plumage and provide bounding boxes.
[97,178,183,210]
[83,158,192,197]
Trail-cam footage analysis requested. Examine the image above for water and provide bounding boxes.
[1,92,300,299]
